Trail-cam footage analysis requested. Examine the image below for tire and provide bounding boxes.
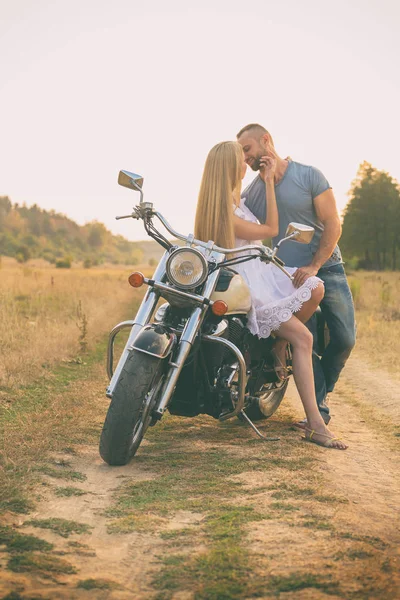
[243,379,289,422]
[99,350,163,466]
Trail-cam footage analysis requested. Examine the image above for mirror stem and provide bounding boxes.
[272,231,299,257]
[131,180,144,204]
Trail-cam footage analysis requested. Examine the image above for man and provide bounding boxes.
[237,123,356,426]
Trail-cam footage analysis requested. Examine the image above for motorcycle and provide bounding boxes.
[99,170,320,466]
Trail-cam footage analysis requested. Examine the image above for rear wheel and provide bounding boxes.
[243,378,289,421]
[99,351,163,466]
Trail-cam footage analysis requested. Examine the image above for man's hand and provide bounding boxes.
[292,265,319,288]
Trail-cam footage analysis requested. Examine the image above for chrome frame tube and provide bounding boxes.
[144,279,212,305]
[202,335,247,420]
[106,252,169,397]
[107,320,135,379]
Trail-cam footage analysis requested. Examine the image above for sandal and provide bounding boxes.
[303,427,348,450]
[293,413,330,430]
[271,349,290,381]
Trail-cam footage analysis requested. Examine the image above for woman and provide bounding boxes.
[194,141,347,450]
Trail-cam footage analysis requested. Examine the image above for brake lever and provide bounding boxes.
[115,213,140,220]
[116,205,147,220]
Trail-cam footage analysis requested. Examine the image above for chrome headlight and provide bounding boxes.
[166,248,208,289]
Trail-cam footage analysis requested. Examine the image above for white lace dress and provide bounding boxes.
[233,201,323,338]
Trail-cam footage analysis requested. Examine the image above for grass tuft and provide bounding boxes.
[77,578,121,590]
[54,486,87,497]
[0,497,33,515]
[25,518,93,538]
[268,572,339,594]
[36,466,86,481]
[160,528,195,541]
[301,518,334,531]
[7,552,77,575]
[270,501,299,512]
[0,525,53,553]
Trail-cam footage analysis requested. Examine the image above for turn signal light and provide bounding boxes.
[128,272,145,288]
[211,300,228,316]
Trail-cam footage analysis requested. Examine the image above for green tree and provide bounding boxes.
[87,221,108,248]
[341,162,400,270]
[56,256,72,268]
[16,245,31,263]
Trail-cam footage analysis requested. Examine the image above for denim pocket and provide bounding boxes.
[320,264,345,276]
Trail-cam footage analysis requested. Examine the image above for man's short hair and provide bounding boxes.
[236,124,273,146]
[236,123,267,138]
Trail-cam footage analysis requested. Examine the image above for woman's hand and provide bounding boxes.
[259,150,277,183]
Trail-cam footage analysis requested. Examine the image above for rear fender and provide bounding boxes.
[131,324,177,359]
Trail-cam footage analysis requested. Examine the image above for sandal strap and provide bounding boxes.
[305,428,342,441]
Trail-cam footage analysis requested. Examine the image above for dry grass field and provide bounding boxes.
[0,257,150,390]
[347,270,400,378]
[1,260,397,389]
[0,257,148,520]
[0,264,399,599]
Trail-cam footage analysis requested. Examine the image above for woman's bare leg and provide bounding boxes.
[272,282,325,376]
[276,316,347,449]
[294,282,325,324]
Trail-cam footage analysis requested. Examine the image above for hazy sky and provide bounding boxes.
[1,0,399,241]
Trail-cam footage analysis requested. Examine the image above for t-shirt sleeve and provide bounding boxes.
[309,167,331,199]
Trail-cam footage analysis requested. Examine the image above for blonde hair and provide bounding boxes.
[194,141,243,248]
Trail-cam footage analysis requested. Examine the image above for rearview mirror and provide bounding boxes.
[285,222,315,244]
[118,170,144,191]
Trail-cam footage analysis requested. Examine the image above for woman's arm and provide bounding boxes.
[233,152,279,241]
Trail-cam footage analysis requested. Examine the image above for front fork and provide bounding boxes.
[152,271,220,419]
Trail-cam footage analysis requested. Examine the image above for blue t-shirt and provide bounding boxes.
[242,159,343,269]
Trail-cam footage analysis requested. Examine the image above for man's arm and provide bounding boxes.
[292,188,341,288]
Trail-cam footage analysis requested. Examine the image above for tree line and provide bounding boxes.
[1,160,399,270]
[0,197,144,267]
[341,161,400,270]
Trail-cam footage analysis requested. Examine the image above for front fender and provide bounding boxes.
[130,324,177,359]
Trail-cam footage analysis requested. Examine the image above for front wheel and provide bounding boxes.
[243,378,289,421]
[99,351,163,466]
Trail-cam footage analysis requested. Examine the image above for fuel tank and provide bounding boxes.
[211,270,251,315]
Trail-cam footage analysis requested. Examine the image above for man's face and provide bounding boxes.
[237,133,265,171]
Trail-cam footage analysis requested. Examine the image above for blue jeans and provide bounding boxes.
[306,263,356,423]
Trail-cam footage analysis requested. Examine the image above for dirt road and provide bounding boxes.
[1,351,399,599]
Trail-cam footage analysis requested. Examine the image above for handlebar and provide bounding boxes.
[153,210,273,258]
[116,203,294,280]
[153,209,295,280]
